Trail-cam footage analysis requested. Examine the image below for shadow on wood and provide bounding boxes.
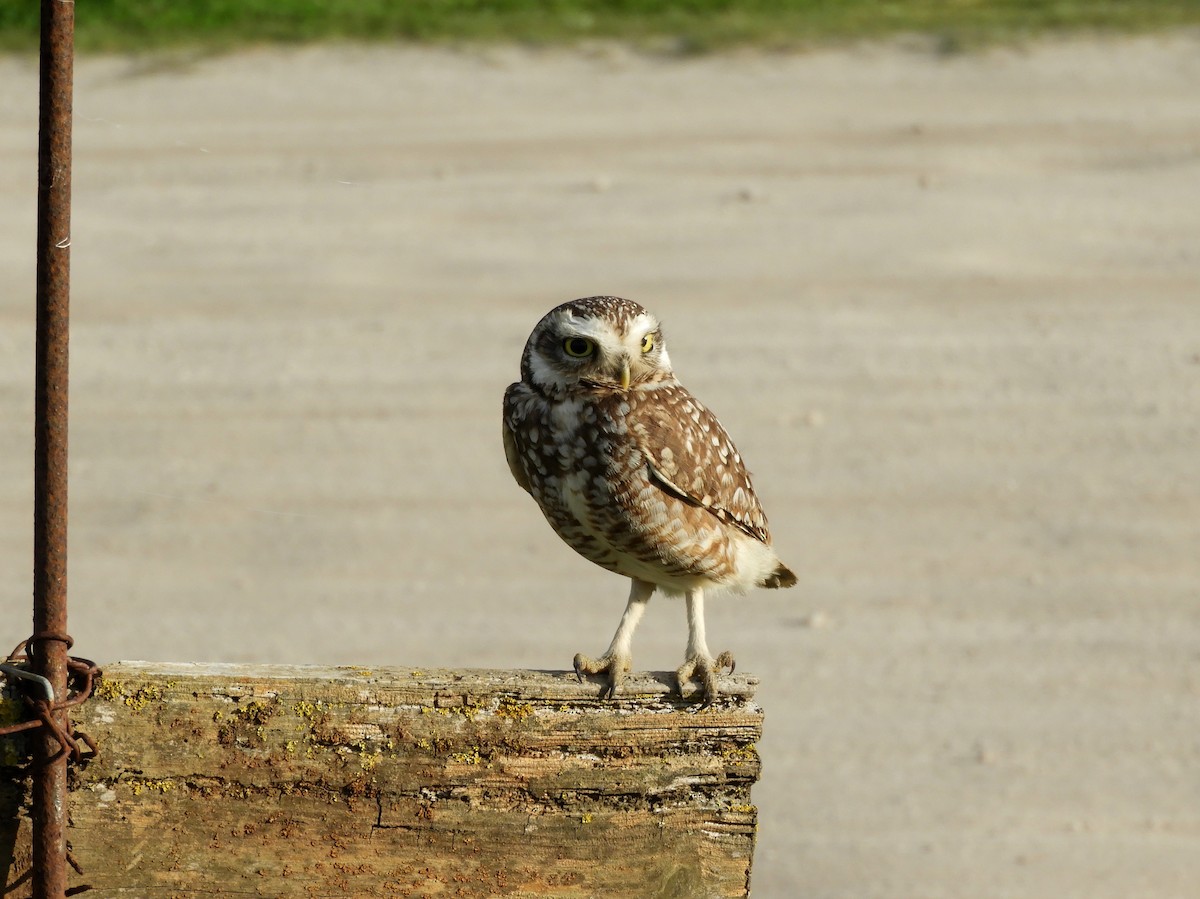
[3,662,763,897]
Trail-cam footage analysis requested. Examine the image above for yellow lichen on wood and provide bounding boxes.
[94,677,169,712]
[0,693,28,767]
[495,695,534,720]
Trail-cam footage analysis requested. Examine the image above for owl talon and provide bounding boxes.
[676,650,736,707]
[573,651,631,700]
[715,650,736,675]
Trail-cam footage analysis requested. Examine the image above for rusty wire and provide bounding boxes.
[0,638,100,763]
[0,638,99,894]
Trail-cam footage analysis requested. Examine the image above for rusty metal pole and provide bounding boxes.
[31,0,75,895]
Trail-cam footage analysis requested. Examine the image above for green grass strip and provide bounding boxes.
[1,0,1199,53]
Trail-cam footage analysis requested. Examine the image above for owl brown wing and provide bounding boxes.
[502,383,534,495]
[626,383,772,545]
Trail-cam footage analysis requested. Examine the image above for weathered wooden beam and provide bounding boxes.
[2,662,763,897]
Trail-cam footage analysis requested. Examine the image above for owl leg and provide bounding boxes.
[574,578,654,700]
[675,587,735,707]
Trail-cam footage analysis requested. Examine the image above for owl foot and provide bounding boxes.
[676,650,736,708]
[574,651,632,700]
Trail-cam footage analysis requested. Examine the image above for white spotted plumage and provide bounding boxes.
[503,296,796,704]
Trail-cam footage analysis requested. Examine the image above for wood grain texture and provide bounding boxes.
[2,662,763,897]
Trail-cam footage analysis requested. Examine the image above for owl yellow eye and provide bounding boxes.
[563,337,595,358]
[641,333,655,354]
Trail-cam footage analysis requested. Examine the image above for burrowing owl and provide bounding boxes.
[503,296,796,705]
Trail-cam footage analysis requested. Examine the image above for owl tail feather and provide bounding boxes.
[761,563,798,589]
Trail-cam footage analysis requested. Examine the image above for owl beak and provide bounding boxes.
[619,358,631,390]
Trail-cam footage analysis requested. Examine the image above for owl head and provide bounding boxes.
[520,296,674,395]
